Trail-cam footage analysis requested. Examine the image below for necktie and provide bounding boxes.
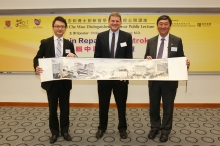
[157,38,165,59]
[110,32,115,58]
[56,38,62,57]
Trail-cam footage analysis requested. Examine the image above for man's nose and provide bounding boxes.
[162,24,167,28]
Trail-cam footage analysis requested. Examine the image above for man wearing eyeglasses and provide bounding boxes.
[33,16,76,144]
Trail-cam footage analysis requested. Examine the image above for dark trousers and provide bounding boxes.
[46,80,70,135]
[97,80,128,131]
[149,81,177,134]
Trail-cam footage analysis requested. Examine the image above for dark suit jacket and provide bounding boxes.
[94,30,133,83]
[144,34,185,89]
[33,36,75,91]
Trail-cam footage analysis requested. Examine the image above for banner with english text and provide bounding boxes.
[0,15,220,72]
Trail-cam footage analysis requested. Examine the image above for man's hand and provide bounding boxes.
[186,58,190,67]
[36,66,43,74]
[66,53,76,57]
[146,56,152,59]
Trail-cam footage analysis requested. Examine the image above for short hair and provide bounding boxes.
[108,12,122,21]
[156,15,172,26]
[52,16,67,28]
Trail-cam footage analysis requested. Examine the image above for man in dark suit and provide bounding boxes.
[94,12,133,139]
[33,16,76,144]
[144,15,190,142]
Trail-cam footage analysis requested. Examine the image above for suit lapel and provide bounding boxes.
[49,36,55,57]
[152,36,158,59]
[168,34,174,57]
[115,30,123,57]
[63,39,67,56]
[104,30,110,57]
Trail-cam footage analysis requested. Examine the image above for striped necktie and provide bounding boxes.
[56,38,62,57]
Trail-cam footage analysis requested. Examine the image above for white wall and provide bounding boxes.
[0,73,219,103]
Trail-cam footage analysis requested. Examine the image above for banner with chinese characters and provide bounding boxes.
[0,15,220,72]
[38,57,188,82]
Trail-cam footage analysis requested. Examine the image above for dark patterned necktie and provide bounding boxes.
[157,38,165,59]
[110,33,115,58]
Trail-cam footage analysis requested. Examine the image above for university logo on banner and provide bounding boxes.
[34,19,41,25]
[33,19,43,28]
[4,20,12,28]
[15,19,28,28]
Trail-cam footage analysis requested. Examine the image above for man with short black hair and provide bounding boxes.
[144,15,190,142]
[33,16,76,144]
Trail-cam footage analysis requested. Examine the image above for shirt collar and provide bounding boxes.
[109,29,119,35]
[159,33,169,41]
[54,35,63,41]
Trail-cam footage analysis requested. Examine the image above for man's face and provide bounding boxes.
[108,16,122,32]
[157,19,171,37]
[53,20,66,37]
